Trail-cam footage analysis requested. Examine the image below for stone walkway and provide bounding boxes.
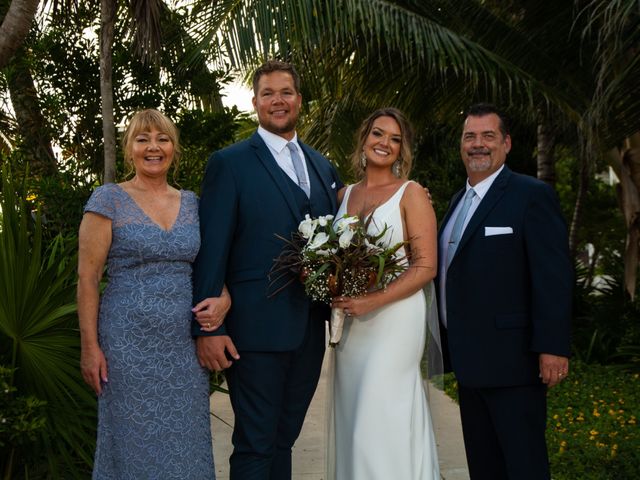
[209,356,470,480]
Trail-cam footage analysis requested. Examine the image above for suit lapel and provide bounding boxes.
[456,166,512,255]
[250,133,301,220]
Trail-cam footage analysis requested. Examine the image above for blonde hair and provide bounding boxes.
[121,109,181,178]
[350,108,414,180]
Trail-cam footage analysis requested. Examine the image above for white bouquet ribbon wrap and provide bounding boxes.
[329,307,346,347]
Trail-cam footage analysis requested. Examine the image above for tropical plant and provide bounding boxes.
[0,165,95,478]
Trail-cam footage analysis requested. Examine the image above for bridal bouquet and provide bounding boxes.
[270,213,408,345]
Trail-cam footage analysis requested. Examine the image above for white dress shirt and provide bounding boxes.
[257,126,310,190]
[439,165,505,326]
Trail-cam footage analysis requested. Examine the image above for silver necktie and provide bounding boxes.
[447,188,476,267]
[286,142,310,197]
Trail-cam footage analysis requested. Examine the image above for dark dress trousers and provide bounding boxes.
[193,132,341,479]
[437,166,572,480]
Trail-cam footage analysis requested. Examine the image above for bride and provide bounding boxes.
[329,108,440,479]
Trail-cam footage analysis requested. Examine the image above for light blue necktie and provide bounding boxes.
[286,142,310,197]
[447,188,476,267]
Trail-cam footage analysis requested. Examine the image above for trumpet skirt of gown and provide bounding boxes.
[332,289,439,479]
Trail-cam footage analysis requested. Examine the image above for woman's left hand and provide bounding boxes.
[331,294,380,318]
[192,294,231,332]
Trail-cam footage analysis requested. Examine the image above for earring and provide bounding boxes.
[360,151,367,169]
[392,160,402,177]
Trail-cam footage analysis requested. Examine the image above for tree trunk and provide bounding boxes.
[100,0,117,184]
[607,132,640,299]
[6,46,57,176]
[0,0,40,69]
[569,153,589,259]
[536,121,556,186]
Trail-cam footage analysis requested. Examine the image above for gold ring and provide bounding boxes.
[206,323,211,328]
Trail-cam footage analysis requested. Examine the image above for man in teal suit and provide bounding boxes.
[437,104,572,479]
[192,61,342,479]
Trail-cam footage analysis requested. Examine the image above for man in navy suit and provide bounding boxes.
[437,103,572,479]
[192,61,342,479]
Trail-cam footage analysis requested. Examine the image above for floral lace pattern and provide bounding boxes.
[84,184,214,479]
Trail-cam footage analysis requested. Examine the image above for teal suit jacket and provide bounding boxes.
[192,132,341,351]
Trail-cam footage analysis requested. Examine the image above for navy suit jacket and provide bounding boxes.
[437,166,572,388]
[192,132,341,351]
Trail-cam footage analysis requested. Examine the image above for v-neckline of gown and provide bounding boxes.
[115,183,183,233]
[345,180,410,219]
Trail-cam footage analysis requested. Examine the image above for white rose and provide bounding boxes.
[334,215,359,233]
[299,215,318,239]
[338,228,355,248]
[318,216,328,227]
[308,232,329,250]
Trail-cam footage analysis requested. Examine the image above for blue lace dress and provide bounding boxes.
[84,184,215,479]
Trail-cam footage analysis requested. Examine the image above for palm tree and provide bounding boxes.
[581,0,640,297]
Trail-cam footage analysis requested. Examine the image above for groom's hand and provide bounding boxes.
[197,335,239,371]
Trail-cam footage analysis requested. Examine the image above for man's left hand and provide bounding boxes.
[539,353,569,388]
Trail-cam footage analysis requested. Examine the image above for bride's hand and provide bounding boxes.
[331,294,380,317]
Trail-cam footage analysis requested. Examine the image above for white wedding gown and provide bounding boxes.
[328,181,440,480]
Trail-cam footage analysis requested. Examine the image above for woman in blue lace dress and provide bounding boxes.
[78,110,220,479]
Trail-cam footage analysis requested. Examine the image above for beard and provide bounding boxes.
[265,119,297,135]
[465,149,492,172]
[259,111,299,136]
[467,157,492,172]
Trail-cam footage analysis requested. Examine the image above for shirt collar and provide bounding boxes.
[466,165,505,199]
[257,126,299,154]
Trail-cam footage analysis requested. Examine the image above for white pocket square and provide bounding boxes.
[485,226,513,236]
[331,182,336,189]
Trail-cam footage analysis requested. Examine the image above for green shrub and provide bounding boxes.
[0,366,47,477]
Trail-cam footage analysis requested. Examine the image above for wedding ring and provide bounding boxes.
[206,323,211,328]
[558,372,564,377]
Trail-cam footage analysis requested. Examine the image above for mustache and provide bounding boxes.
[467,148,490,155]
